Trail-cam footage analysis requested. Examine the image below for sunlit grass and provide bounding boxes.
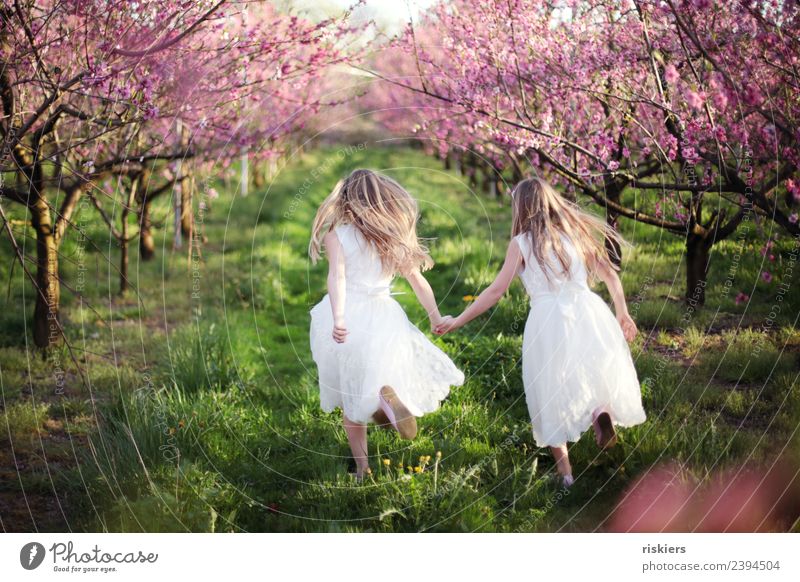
[0,146,797,532]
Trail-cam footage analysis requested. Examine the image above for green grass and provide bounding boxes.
[0,145,798,532]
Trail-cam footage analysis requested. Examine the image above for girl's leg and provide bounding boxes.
[550,444,572,477]
[343,415,369,478]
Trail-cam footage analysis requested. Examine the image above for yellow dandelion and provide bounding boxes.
[463,295,477,302]
[424,455,431,463]
[436,451,442,459]
[419,455,425,463]
[398,462,404,469]
[414,466,422,473]
[383,458,391,466]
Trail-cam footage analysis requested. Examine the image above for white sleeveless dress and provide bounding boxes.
[515,233,646,447]
[310,224,464,424]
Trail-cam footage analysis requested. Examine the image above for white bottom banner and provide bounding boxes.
[1,533,796,581]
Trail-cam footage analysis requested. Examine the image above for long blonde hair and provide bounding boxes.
[510,177,624,281]
[309,169,433,274]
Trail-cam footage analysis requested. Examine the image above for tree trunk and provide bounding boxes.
[120,235,129,294]
[605,213,622,267]
[604,187,623,267]
[253,161,265,189]
[119,177,139,294]
[30,199,60,348]
[139,197,155,261]
[180,174,193,239]
[685,231,711,307]
[240,150,249,197]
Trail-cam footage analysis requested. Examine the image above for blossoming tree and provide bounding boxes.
[368,0,799,304]
[0,0,353,346]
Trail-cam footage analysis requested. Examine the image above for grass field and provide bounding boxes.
[1,145,799,532]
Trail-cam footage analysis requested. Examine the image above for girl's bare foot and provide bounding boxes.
[550,444,574,487]
[372,408,393,430]
[351,467,372,482]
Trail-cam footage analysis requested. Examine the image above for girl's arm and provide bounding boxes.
[436,239,523,334]
[404,268,443,330]
[591,255,638,342]
[323,231,348,343]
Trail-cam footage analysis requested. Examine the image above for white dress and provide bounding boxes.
[310,224,464,424]
[515,233,646,447]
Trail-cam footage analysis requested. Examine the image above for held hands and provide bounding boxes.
[332,319,348,343]
[617,311,638,342]
[434,315,462,336]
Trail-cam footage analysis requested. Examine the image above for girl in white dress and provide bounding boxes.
[309,169,464,480]
[436,177,645,487]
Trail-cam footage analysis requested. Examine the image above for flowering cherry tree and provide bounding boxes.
[0,0,354,346]
[368,0,800,304]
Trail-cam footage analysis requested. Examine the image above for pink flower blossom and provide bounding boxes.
[786,179,800,202]
[735,292,750,305]
[761,271,773,283]
[664,64,679,84]
[665,135,679,161]
[686,90,705,110]
[743,85,763,107]
[712,90,729,110]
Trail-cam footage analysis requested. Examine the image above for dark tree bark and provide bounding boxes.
[30,198,60,347]
[180,174,193,239]
[685,230,712,307]
[139,196,156,261]
[119,176,139,294]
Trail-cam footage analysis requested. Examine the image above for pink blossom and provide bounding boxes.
[789,213,799,224]
[686,90,705,110]
[664,64,679,84]
[761,271,773,283]
[786,179,800,202]
[743,85,763,107]
[665,135,679,161]
[735,292,750,305]
[712,90,729,111]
